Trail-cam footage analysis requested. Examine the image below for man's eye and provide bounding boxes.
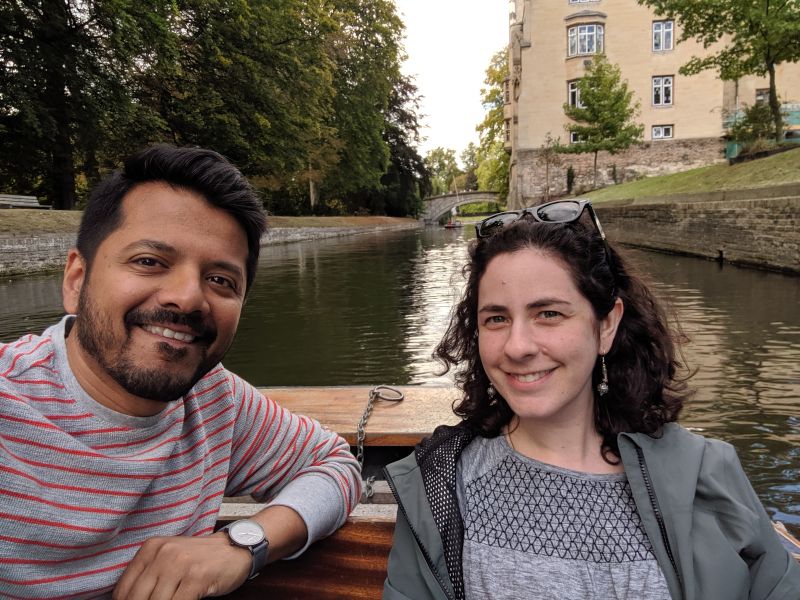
[134,257,159,267]
[208,275,236,289]
[539,310,561,319]
[485,315,506,325]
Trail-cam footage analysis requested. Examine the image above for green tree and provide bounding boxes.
[425,147,461,196]
[0,0,174,208]
[638,0,800,142]
[475,49,509,199]
[320,0,404,208]
[561,55,643,189]
[537,133,562,200]
[459,143,479,191]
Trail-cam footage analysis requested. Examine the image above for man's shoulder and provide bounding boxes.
[188,365,264,407]
[0,329,59,384]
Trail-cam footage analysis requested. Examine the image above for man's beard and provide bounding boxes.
[75,287,219,403]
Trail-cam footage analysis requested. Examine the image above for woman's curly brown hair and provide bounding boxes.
[434,217,691,462]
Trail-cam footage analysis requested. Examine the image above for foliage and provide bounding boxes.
[475,140,509,199]
[560,55,643,189]
[638,0,800,142]
[363,74,429,216]
[536,133,562,200]
[459,143,479,191]
[475,49,509,199]
[728,103,781,143]
[0,0,424,215]
[0,0,175,208]
[425,147,462,195]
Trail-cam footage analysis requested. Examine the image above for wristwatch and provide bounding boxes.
[221,519,269,579]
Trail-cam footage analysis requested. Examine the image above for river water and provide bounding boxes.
[1,227,798,535]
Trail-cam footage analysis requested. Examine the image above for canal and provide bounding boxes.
[1,226,798,535]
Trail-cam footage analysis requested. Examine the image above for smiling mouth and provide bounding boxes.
[510,369,554,383]
[141,324,196,343]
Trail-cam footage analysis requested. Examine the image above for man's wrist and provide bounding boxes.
[220,519,269,579]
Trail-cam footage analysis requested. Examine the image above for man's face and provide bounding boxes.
[62,182,249,414]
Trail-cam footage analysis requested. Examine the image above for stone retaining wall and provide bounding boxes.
[597,184,800,275]
[511,137,726,208]
[0,223,423,277]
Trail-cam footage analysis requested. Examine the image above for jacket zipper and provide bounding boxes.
[384,468,455,600]
[635,446,683,591]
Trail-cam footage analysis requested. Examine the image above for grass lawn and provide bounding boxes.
[585,146,800,203]
[0,211,417,235]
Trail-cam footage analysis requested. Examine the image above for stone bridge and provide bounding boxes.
[421,190,500,225]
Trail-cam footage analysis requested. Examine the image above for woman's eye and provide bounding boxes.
[485,315,506,325]
[539,310,561,319]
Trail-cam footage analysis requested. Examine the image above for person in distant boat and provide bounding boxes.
[382,200,800,599]
[0,145,361,599]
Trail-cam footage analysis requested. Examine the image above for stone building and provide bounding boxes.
[505,0,800,209]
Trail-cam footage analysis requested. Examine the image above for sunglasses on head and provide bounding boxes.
[475,199,617,294]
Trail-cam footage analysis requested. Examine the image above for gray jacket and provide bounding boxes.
[383,423,800,600]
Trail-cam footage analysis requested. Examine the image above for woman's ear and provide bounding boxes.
[599,297,624,355]
[62,249,87,314]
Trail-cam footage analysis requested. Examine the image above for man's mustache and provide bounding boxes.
[124,308,216,343]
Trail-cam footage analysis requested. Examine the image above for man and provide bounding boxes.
[0,145,361,598]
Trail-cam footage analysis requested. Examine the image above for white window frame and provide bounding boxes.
[755,88,769,105]
[569,131,585,144]
[652,20,673,52]
[568,24,604,57]
[567,80,584,108]
[652,76,673,106]
[652,125,673,140]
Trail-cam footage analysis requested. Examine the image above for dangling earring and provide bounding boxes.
[487,383,496,399]
[596,355,609,396]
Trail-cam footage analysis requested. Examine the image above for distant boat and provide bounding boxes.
[443,220,463,229]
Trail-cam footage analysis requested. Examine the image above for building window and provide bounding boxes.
[755,88,769,104]
[504,78,511,104]
[568,80,584,107]
[504,119,511,142]
[652,76,673,106]
[652,125,673,139]
[569,131,585,144]
[652,20,673,52]
[568,24,604,57]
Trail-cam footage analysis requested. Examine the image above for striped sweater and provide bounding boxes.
[0,317,361,599]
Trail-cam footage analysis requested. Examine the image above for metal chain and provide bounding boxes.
[356,385,404,498]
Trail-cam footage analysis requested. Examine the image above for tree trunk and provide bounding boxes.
[43,0,75,210]
[593,151,598,189]
[767,62,783,143]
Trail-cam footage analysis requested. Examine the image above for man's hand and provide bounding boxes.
[112,532,250,600]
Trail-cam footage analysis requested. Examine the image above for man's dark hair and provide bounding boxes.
[435,218,691,462]
[77,144,267,291]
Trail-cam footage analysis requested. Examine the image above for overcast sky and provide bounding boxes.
[393,0,509,162]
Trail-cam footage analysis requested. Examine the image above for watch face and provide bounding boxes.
[228,520,265,547]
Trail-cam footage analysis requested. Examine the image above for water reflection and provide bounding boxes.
[0,228,797,533]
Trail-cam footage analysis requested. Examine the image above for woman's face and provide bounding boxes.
[477,248,621,427]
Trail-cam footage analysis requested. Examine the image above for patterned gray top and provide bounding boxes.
[456,435,671,599]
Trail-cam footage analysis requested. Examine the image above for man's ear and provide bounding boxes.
[62,249,87,314]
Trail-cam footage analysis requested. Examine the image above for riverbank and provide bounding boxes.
[0,214,421,277]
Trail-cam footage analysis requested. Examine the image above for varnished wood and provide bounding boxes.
[223,517,396,600]
[260,385,462,446]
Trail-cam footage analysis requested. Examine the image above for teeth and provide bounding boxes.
[515,370,552,383]
[142,324,195,342]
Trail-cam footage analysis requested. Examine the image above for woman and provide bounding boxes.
[382,200,800,600]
